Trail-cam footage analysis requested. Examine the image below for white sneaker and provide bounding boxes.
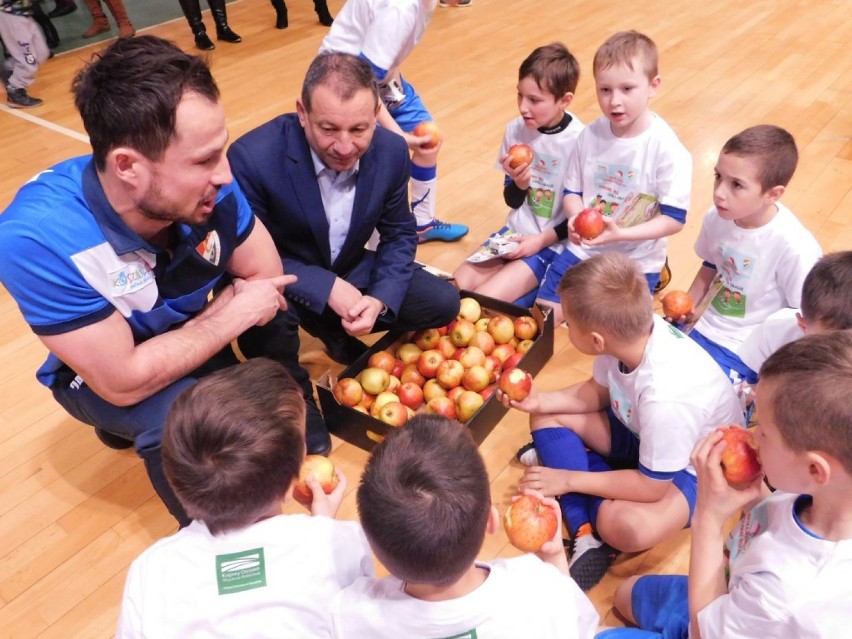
[515,441,540,467]
[568,534,617,591]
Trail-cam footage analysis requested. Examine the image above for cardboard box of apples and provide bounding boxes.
[316,291,554,451]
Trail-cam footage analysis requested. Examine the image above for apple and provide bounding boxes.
[377,401,409,428]
[423,378,448,402]
[400,363,426,387]
[719,426,762,487]
[447,385,466,402]
[293,455,338,502]
[358,392,376,411]
[365,429,385,444]
[487,315,515,345]
[498,367,532,402]
[413,121,441,149]
[468,330,495,355]
[503,494,558,553]
[370,391,400,418]
[661,290,694,318]
[458,297,482,323]
[426,396,456,419]
[416,349,446,379]
[481,386,496,401]
[462,364,491,393]
[397,382,425,410]
[368,350,397,374]
[502,352,524,372]
[353,404,369,415]
[386,374,401,394]
[450,319,476,347]
[391,358,405,379]
[436,335,457,359]
[482,355,499,381]
[360,366,390,396]
[333,377,363,407]
[506,143,534,169]
[491,343,516,364]
[455,389,485,422]
[396,342,423,365]
[413,328,442,351]
[436,359,465,389]
[574,207,605,241]
[474,317,491,333]
[437,325,449,336]
[459,346,487,369]
[516,339,534,354]
[513,316,538,340]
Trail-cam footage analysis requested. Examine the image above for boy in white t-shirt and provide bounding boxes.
[675,125,821,387]
[320,0,469,243]
[606,331,852,639]
[116,359,373,639]
[503,253,743,592]
[739,250,852,374]
[535,30,692,325]
[453,42,584,307]
[330,414,600,639]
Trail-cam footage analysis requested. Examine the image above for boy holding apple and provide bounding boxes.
[116,359,372,639]
[605,331,852,639]
[330,414,599,639]
[453,42,585,307]
[534,30,693,325]
[505,253,744,591]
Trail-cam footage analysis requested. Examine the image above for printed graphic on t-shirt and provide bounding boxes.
[592,162,638,215]
[609,383,634,431]
[711,247,755,318]
[722,499,768,582]
[215,547,267,595]
[526,153,561,219]
[436,630,478,639]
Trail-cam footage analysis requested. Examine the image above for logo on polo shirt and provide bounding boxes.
[215,547,267,595]
[196,230,221,266]
[109,262,155,296]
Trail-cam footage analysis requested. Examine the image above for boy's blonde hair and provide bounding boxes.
[557,253,653,340]
[593,30,658,81]
[760,331,852,474]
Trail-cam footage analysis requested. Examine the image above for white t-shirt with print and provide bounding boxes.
[738,307,804,373]
[697,491,852,638]
[116,515,373,639]
[330,554,599,639]
[692,203,821,353]
[593,315,744,475]
[496,114,584,241]
[562,114,692,273]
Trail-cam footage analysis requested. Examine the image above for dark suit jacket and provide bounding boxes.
[228,113,417,320]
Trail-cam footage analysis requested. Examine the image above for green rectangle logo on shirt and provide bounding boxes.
[215,547,266,595]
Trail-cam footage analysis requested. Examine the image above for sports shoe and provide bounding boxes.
[439,0,473,6]
[568,534,618,591]
[417,219,469,243]
[654,257,671,293]
[95,427,134,450]
[7,87,43,108]
[515,441,540,467]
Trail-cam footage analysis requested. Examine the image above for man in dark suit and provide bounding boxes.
[229,51,459,371]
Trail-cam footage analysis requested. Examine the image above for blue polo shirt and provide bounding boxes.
[0,156,255,387]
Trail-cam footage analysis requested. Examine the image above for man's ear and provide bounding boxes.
[108,147,145,183]
[296,99,308,127]
[764,184,785,205]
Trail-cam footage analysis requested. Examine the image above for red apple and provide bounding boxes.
[436,335,457,359]
[377,401,409,428]
[502,352,524,372]
[436,359,465,389]
[397,382,425,410]
[503,494,558,552]
[333,377,363,407]
[359,392,376,411]
[487,315,515,345]
[491,343,516,364]
[513,316,538,340]
[459,346,487,369]
[417,349,447,379]
[400,363,426,387]
[458,296,482,322]
[450,319,477,347]
[413,328,442,351]
[368,350,397,374]
[481,386,496,402]
[396,342,423,365]
[413,121,441,149]
[662,290,694,318]
[293,455,338,501]
[462,364,491,393]
[506,143,534,169]
[468,330,495,355]
[574,207,606,241]
[455,389,485,422]
[360,366,390,396]
[423,378,448,402]
[719,426,762,487]
[498,367,532,402]
[447,385,466,402]
[391,358,405,379]
[426,396,456,419]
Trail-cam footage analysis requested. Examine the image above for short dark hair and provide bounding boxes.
[593,30,658,81]
[760,331,852,474]
[721,125,798,192]
[519,42,581,98]
[72,35,219,171]
[357,415,491,586]
[801,252,852,330]
[301,52,379,113]
[558,253,654,340]
[162,359,306,534]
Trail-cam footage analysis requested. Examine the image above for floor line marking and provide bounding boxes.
[0,106,90,144]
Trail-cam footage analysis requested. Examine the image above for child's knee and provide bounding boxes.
[613,575,641,623]
[596,503,649,552]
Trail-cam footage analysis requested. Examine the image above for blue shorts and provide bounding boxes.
[390,76,432,132]
[689,330,758,385]
[537,250,660,303]
[629,575,690,639]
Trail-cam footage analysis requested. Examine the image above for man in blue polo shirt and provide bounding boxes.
[0,36,325,527]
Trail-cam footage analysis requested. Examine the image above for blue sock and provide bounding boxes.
[532,427,592,537]
[587,451,612,529]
